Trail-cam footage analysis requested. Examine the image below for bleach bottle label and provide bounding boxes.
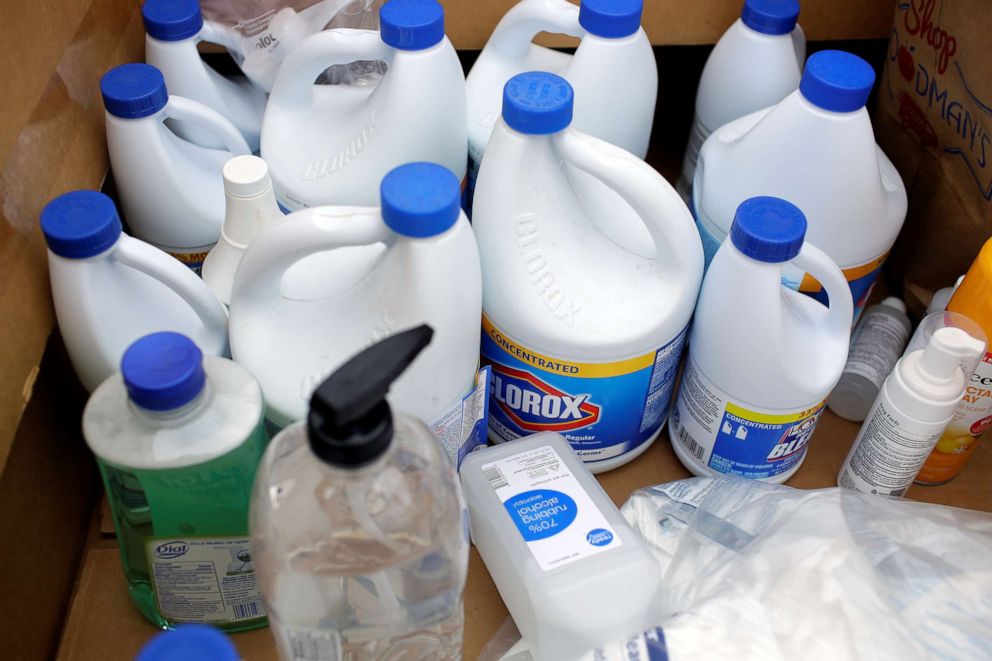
[671,355,826,480]
[481,315,687,465]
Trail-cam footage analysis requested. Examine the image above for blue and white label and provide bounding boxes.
[484,445,622,571]
[429,366,491,468]
[482,315,688,465]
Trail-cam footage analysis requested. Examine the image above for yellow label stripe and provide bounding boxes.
[483,315,655,378]
[799,252,889,293]
[725,401,825,425]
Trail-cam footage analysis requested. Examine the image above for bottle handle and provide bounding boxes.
[790,242,854,336]
[269,29,393,108]
[164,97,252,155]
[230,208,392,310]
[197,21,241,53]
[552,129,704,279]
[485,0,583,61]
[113,237,229,341]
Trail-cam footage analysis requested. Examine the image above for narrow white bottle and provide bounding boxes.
[677,0,804,201]
[40,191,228,391]
[251,326,468,660]
[926,275,965,314]
[838,327,985,497]
[828,297,912,422]
[669,196,852,483]
[142,0,267,151]
[101,63,252,271]
[202,156,285,306]
[460,432,664,661]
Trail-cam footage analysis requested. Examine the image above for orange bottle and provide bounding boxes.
[917,238,992,484]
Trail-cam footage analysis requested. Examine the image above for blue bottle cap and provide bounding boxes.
[136,625,239,661]
[502,71,574,135]
[141,0,203,42]
[381,162,461,238]
[40,191,122,259]
[799,50,875,113]
[579,0,643,39]
[730,196,807,263]
[380,0,445,51]
[741,0,799,36]
[101,63,169,119]
[122,333,206,411]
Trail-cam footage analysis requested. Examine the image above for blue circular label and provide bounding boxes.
[586,528,614,546]
[503,489,577,541]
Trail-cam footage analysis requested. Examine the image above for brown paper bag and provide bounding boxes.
[875,0,992,311]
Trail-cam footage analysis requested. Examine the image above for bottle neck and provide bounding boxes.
[222,186,283,247]
[129,382,214,428]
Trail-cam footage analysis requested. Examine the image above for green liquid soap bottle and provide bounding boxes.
[83,331,268,631]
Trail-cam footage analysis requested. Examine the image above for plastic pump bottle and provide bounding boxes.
[142,0,267,152]
[465,0,657,210]
[101,63,252,271]
[251,325,469,660]
[202,156,285,306]
[828,297,912,422]
[838,327,985,497]
[83,332,268,631]
[692,50,907,320]
[261,0,467,211]
[229,162,481,430]
[473,72,702,472]
[670,197,852,483]
[136,625,239,661]
[40,191,227,392]
[677,0,804,201]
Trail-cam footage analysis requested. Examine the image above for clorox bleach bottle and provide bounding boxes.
[101,63,252,272]
[261,0,467,211]
[693,50,907,320]
[229,162,481,431]
[465,0,657,209]
[142,0,267,152]
[670,197,852,483]
[474,72,702,473]
[40,191,228,392]
[202,156,285,306]
[677,0,804,201]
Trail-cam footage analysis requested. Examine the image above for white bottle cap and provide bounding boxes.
[223,155,272,198]
[920,327,984,383]
[880,296,906,313]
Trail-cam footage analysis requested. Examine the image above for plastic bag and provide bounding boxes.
[482,476,992,660]
[199,0,385,91]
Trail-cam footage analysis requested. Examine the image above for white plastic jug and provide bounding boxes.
[202,156,285,306]
[670,197,852,484]
[677,0,804,200]
[693,50,907,320]
[40,191,228,392]
[466,0,657,203]
[473,72,702,473]
[142,0,268,152]
[101,63,252,272]
[261,0,467,211]
[229,162,481,429]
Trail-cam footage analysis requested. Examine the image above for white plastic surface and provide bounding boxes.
[228,204,481,428]
[472,118,702,471]
[461,433,665,661]
[47,233,228,392]
[692,90,908,314]
[106,96,252,260]
[466,0,657,162]
[677,17,805,198]
[261,28,467,210]
[145,27,267,152]
[202,156,285,305]
[671,235,852,483]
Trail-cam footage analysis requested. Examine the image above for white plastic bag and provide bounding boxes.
[483,476,992,660]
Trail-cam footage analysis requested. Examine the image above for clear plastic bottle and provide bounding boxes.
[83,332,268,631]
[251,325,469,660]
[828,297,912,422]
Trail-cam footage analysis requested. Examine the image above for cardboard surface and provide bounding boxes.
[57,411,992,661]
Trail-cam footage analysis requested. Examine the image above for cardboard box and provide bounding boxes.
[0,1,981,660]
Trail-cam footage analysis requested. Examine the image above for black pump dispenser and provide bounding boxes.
[307,325,434,467]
